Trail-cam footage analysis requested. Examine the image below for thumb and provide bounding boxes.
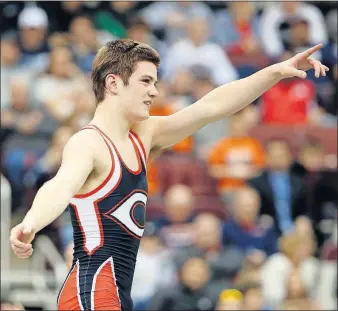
[293,69,307,79]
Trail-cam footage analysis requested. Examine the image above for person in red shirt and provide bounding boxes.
[260,52,322,125]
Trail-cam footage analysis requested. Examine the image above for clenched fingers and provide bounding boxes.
[10,235,32,251]
[16,250,33,259]
[11,244,33,258]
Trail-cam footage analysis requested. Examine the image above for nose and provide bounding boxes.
[149,85,159,98]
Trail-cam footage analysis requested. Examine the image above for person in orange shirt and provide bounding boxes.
[146,82,194,197]
[146,159,161,197]
[208,110,265,204]
[150,82,194,154]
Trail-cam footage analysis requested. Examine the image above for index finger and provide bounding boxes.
[297,44,322,60]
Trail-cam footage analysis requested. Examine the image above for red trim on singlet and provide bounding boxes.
[129,130,147,162]
[71,162,123,256]
[57,261,83,310]
[91,258,121,310]
[90,125,142,175]
[105,215,142,240]
[73,126,116,199]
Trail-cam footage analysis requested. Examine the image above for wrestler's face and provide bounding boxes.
[118,61,159,122]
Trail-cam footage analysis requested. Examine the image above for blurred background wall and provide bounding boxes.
[1,1,337,310]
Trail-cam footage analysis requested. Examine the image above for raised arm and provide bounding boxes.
[10,130,96,258]
[150,44,328,151]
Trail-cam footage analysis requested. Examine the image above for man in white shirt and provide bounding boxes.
[260,1,328,59]
[163,16,238,86]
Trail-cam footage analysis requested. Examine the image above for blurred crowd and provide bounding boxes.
[1,1,337,310]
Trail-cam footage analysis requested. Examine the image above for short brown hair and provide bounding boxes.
[91,39,160,104]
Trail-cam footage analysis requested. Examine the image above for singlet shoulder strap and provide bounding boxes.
[71,125,122,200]
[129,130,147,167]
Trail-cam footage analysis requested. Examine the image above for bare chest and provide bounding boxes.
[78,137,142,195]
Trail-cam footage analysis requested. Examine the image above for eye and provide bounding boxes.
[142,79,151,84]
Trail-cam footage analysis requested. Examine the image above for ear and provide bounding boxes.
[105,74,119,95]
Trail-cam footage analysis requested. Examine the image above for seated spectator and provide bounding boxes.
[126,16,168,63]
[282,16,337,120]
[190,65,229,159]
[238,282,270,310]
[213,2,269,77]
[131,222,176,310]
[146,159,161,198]
[222,187,279,257]
[153,184,195,249]
[248,138,308,235]
[140,1,214,45]
[175,213,244,293]
[259,51,331,126]
[208,110,265,204]
[283,16,337,83]
[163,16,238,86]
[213,2,260,53]
[261,232,319,309]
[66,87,95,131]
[46,1,85,33]
[68,15,99,74]
[94,1,142,39]
[233,254,264,288]
[149,256,216,311]
[1,31,36,110]
[167,69,194,109]
[291,141,337,248]
[1,77,59,210]
[259,1,328,59]
[282,269,322,309]
[32,46,89,123]
[292,140,325,177]
[17,5,50,72]
[294,216,316,239]
[294,214,326,258]
[216,289,242,310]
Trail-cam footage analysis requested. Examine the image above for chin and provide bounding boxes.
[132,111,150,122]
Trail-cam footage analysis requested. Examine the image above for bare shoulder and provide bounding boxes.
[62,129,102,158]
[130,117,159,156]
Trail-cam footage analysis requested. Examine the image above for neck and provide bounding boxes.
[90,98,132,141]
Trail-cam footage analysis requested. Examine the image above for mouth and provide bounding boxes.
[143,101,151,110]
